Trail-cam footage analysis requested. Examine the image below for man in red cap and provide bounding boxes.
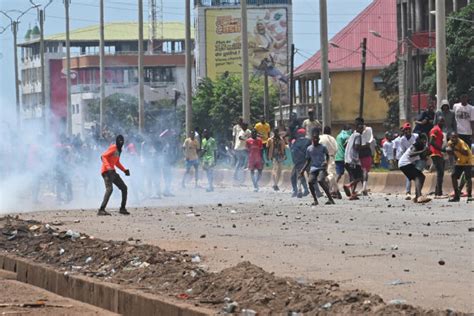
[98,135,131,216]
[290,128,311,197]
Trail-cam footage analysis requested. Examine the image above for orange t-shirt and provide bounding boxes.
[100,144,126,174]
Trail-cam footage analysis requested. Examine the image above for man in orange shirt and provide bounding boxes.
[98,135,131,216]
[429,117,446,198]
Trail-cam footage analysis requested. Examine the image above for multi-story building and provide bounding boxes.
[18,22,194,137]
[397,0,470,120]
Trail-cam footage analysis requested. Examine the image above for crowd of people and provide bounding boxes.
[1,94,472,215]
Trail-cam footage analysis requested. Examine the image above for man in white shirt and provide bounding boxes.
[398,136,431,203]
[356,117,375,195]
[397,123,419,199]
[232,117,244,149]
[452,94,474,147]
[233,122,251,182]
[382,133,395,170]
[319,126,340,198]
[343,123,364,200]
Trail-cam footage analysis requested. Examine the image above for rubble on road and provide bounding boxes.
[0,217,464,315]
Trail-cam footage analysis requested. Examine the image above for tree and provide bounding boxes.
[421,4,474,101]
[88,93,176,135]
[379,62,400,130]
[192,73,279,141]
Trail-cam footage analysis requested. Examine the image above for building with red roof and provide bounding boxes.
[291,0,398,133]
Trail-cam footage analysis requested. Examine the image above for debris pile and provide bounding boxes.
[0,217,462,315]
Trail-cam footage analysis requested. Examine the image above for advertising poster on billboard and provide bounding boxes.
[205,8,288,100]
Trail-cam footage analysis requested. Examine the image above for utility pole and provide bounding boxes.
[263,69,269,122]
[99,0,105,134]
[405,29,413,122]
[435,0,448,110]
[416,48,421,114]
[12,21,21,129]
[138,0,145,134]
[288,43,295,120]
[319,0,330,128]
[65,0,72,136]
[240,0,250,123]
[185,0,192,136]
[39,9,46,130]
[359,37,367,119]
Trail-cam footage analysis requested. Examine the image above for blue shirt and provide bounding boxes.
[306,143,328,172]
[291,137,311,165]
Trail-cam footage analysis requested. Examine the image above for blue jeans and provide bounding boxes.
[233,150,247,181]
[291,162,309,194]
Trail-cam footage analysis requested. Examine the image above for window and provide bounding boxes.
[144,67,174,83]
[372,75,385,91]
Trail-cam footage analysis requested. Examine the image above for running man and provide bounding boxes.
[343,122,364,200]
[446,132,473,202]
[335,125,351,189]
[98,135,130,216]
[398,135,431,203]
[290,128,311,198]
[300,129,335,206]
[246,130,264,192]
[181,130,201,188]
[267,128,286,191]
[319,126,340,198]
[255,116,271,164]
[201,129,217,192]
[396,123,419,200]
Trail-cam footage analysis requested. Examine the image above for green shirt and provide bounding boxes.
[201,137,217,164]
[335,130,351,162]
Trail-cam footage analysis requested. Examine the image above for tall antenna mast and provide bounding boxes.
[148,0,156,53]
[148,0,163,54]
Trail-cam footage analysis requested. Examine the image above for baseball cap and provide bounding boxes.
[297,128,306,134]
[402,122,411,130]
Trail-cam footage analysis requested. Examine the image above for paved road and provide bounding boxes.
[18,186,474,313]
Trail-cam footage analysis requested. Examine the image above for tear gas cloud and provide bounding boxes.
[0,95,234,214]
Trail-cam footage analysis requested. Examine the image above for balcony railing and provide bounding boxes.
[71,81,175,94]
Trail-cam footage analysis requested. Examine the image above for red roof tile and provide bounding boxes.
[295,0,398,76]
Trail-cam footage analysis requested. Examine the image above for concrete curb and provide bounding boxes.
[189,168,446,194]
[0,254,214,316]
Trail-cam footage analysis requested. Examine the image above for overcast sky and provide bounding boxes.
[0,0,372,104]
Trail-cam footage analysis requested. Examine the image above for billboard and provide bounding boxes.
[205,7,289,99]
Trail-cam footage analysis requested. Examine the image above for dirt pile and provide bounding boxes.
[0,217,462,315]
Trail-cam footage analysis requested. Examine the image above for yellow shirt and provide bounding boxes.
[448,139,473,166]
[255,122,271,144]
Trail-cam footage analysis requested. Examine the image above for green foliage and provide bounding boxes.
[379,62,400,130]
[421,4,474,101]
[88,93,176,135]
[192,73,279,141]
